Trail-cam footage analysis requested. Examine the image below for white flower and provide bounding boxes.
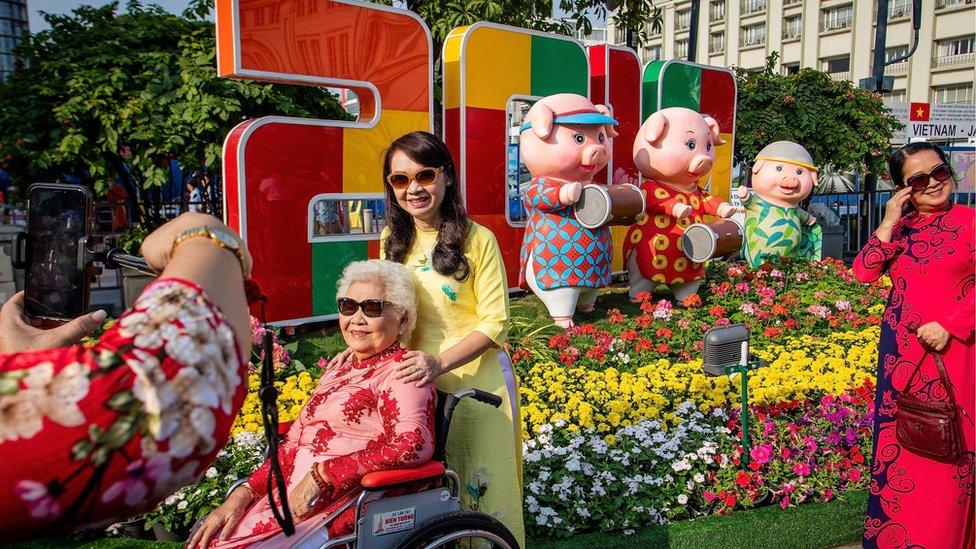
[177,500,188,510]
[677,494,688,505]
[693,473,705,483]
[624,529,635,536]
[205,467,218,478]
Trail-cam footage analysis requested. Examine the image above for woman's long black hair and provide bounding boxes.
[383,131,471,281]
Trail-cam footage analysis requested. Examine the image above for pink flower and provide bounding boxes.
[739,303,758,316]
[15,480,61,519]
[795,272,810,282]
[750,444,773,464]
[823,488,834,501]
[807,305,830,319]
[734,282,750,293]
[848,468,862,482]
[780,494,792,509]
[792,463,811,477]
[102,454,174,507]
[715,318,731,326]
[834,300,851,311]
[769,269,784,278]
[813,291,827,300]
[727,265,745,277]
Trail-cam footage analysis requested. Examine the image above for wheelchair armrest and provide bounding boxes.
[360,461,445,490]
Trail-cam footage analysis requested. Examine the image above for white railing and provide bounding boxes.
[820,15,853,33]
[884,61,908,74]
[783,27,802,40]
[740,34,766,47]
[710,3,726,22]
[829,71,851,81]
[784,0,803,5]
[932,52,976,69]
[676,11,691,31]
[936,0,973,9]
[709,37,725,53]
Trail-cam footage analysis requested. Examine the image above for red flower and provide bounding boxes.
[771,305,788,316]
[635,338,654,353]
[724,494,736,507]
[848,468,862,482]
[784,318,800,330]
[683,294,703,308]
[607,308,625,324]
[636,314,653,328]
[634,291,652,303]
[655,327,673,338]
[619,329,638,342]
[585,347,606,361]
[639,301,656,313]
[548,333,570,349]
[867,315,882,325]
[736,472,752,487]
[708,305,726,317]
[703,491,715,502]
[748,460,761,471]
[764,327,783,339]
[656,343,670,354]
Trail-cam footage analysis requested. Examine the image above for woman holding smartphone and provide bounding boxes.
[853,142,974,549]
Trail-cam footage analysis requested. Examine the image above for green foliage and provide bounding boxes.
[735,53,903,177]
[0,2,349,195]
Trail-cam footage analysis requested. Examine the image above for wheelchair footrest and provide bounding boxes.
[361,461,446,489]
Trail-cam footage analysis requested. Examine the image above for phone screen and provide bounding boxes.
[24,185,92,320]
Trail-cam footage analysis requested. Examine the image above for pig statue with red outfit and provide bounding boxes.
[518,93,619,328]
[623,107,736,302]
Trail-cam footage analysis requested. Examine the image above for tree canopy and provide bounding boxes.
[0,1,347,202]
[734,54,903,178]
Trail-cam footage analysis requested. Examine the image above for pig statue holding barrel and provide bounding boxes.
[623,107,737,302]
[737,141,821,267]
[518,93,624,328]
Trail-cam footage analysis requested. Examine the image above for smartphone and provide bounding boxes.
[24,183,94,321]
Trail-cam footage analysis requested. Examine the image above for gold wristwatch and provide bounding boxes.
[172,226,247,276]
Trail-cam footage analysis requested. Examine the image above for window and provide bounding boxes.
[932,83,974,104]
[783,15,802,40]
[885,46,910,64]
[883,90,907,104]
[675,39,689,59]
[820,4,853,32]
[740,22,766,47]
[676,9,691,31]
[709,1,726,22]
[644,44,662,62]
[615,26,628,45]
[936,36,975,57]
[937,0,971,8]
[709,31,725,53]
[881,0,912,20]
[307,195,388,242]
[823,56,851,73]
[645,21,662,37]
[506,97,539,226]
[782,62,800,75]
[741,0,766,15]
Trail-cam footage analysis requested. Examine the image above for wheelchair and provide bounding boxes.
[271,388,520,549]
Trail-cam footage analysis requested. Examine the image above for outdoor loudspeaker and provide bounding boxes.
[702,323,750,376]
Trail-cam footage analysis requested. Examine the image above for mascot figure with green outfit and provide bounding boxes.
[737,141,822,266]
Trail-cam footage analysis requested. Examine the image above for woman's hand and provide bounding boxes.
[287,468,327,521]
[917,321,951,351]
[186,486,252,548]
[395,350,443,386]
[141,212,252,276]
[327,347,355,370]
[0,292,107,353]
[877,187,913,243]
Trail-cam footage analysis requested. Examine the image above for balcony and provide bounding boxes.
[784,0,803,5]
[829,71,851,81]
[709,8,726,22]
[740,35,766,48]
[873,0,912,22]
[709,39,725,53]
[741,0,766,16]
[936,0,974,9]
[782,28,802,41]
[933,52,976,70]
[885,61,908,74]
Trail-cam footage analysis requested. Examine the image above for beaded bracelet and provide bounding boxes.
[310,462,332,494]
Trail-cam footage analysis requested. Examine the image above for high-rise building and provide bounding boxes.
[607,0,976,106]
[0,0,28,81]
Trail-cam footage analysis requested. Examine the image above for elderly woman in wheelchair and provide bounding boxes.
[190,260,518,549]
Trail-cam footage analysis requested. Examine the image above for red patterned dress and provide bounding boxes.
[623,179,725,285]
[854,204,975,549]
[211,343,435,547]
[0,279,246,540]
[519,177,613,290]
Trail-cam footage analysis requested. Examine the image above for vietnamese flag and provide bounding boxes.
[910,102,931,122]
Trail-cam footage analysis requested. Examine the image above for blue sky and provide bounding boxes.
[30,0,192,32]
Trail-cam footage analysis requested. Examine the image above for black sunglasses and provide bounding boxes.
[337,298,396,317]
[902,163,952,192]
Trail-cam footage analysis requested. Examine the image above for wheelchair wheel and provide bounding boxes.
[394,510,519,549]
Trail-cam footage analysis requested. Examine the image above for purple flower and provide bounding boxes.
[792,463,810,477]
[826,431,842,445]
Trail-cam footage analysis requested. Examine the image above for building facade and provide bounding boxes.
[606,0,976,105]
[0,0,27,81]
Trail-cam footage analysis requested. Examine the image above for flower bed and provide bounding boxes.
[139,258,888,541]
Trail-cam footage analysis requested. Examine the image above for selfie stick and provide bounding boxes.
[102,248,156,276]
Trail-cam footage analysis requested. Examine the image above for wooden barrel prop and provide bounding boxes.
[573,183,645,229]
[682,218,744,262]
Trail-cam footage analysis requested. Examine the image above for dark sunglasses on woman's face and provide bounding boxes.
[902,163,952,192]
[337,298,396,317]
[386,167,442,190]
